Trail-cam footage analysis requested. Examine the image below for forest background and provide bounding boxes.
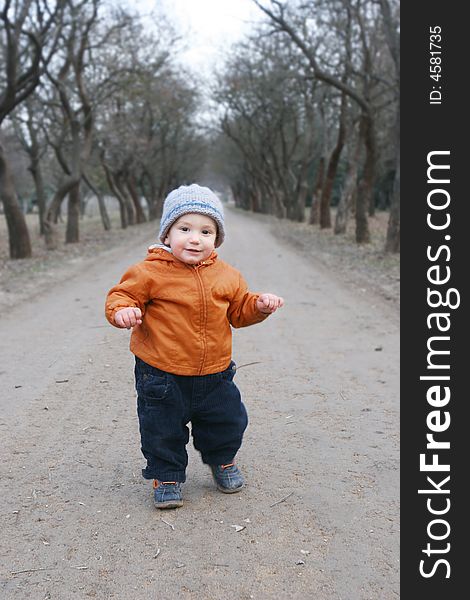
[0,0,399,280]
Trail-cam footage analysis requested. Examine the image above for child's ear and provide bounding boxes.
[164,235,169,245]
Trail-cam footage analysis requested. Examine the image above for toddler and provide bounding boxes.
[105,184,284,508]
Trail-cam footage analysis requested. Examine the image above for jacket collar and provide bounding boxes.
[145,245,218,266]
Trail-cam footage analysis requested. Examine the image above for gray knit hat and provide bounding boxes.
[159,184,225,247]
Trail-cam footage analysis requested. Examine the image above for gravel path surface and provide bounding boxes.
[0,207,399,599]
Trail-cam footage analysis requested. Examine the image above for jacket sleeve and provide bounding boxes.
[105,263,151,327]
[227,272,270,328]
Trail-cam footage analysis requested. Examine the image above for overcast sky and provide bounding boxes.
[132,0,262,75]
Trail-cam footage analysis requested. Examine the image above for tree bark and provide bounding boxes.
[102,162,127,229]
[355,114,373,244]
[83,173,111,231]
[335,133,361,234]
[379,0,400,253]
[29,157,47,235]
[127,174,147,224]
[294,115,315,223]
[115,176,135,226]
[65,182,80,243]
[46,178,76,224]
[294,178,308,222]
[385,109,400,252]
[320,91,348,229]
[0,141,32,258]
[309,157,325,225]
[44,176,78,249]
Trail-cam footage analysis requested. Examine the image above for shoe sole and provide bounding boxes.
[216,483,244,494]
[154,500,183,509]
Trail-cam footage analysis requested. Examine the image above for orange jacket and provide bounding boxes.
[105,247,268,375]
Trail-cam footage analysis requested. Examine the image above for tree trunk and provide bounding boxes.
[320,92,347,229]
[272,188,287,219]
[66,182,80,243]
[127,175,147,224]
[116,176,135,226]
[97,194,111,231]
[0,141,32,259]
[140,170,158,220]
[385,108,400,252]
[102,162,127,229]
[294,140,313,223]
[368,193,376,217]
[79,187,87,218]
[42,220,59,251]
[319,160,334,229]
[385,175,400,252]
[83,174,111,231]
[46,180,74,224]
[355,114,373,244]
[29,158,47,236]
[249,182,263,213]
[294,179,308,222]
[309,157,325,225]
[335,134,361,234]
[44,176,78,249]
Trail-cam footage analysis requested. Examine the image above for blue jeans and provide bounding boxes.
[135,357,248,482]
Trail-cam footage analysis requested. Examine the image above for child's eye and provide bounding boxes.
[202,230,214,235]
[180,226,189,232]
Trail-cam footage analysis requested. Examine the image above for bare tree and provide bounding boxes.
[10,96,49,234]
[252,0,398,246]
[0,0,64,258]
[42,0,101,246]
[215,32,319,221]
[378,0,399,252]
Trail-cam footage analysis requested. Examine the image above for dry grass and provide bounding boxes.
[0,212,158,311]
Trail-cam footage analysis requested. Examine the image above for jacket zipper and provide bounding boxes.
[191,262,208,374]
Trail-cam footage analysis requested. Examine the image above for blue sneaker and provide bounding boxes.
[210,463,244,493]
[153,480,183,509]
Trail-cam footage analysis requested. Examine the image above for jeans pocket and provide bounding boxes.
[135,360,171,405]
[142,372,170,404]
[221,361,237,382]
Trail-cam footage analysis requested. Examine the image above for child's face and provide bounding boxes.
[164,213,217,265]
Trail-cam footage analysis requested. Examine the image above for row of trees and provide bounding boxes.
[0,0,206,258]
[1,0,400,260]
[212,0,400,252]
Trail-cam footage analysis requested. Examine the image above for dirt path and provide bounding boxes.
[0,207,399,599]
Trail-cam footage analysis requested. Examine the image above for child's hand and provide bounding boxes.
[114,307,142,329]
[256,293,284,314]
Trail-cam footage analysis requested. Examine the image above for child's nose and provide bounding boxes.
[189,232,201,243]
